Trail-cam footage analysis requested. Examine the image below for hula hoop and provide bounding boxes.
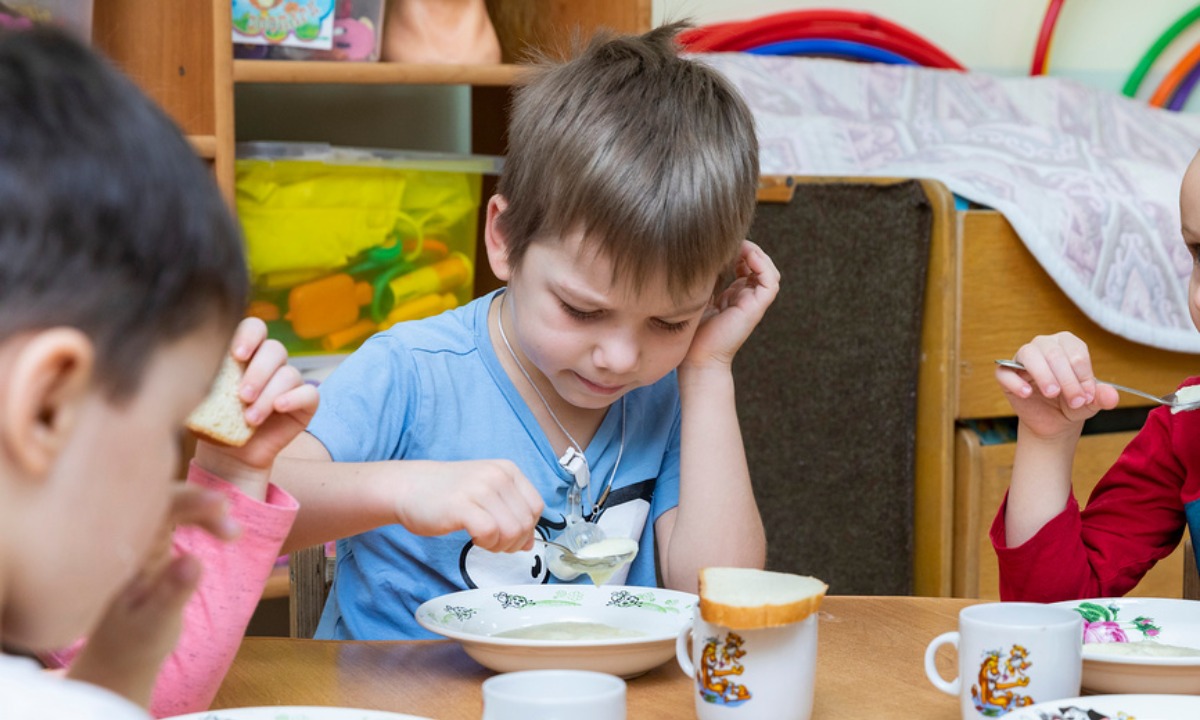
[680,10,965,70]
[1149,40,1200,106]
[1030,0,1066,75]
[690,23,959,69]
[1168,59,1200,110]
[745,39,918,65]
[1124,4,1200,98]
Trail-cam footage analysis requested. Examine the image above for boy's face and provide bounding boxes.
[1183,152,1200,333]
[5,325,224,649]
[503,229,714,411]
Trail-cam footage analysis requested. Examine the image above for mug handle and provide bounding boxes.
[676,624,695,677]
[924,631,960,696]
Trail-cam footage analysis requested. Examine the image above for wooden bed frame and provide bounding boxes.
[778,177,1197,598]
[950,207,1195,599]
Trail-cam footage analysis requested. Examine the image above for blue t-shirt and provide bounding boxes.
[307,290,683,639]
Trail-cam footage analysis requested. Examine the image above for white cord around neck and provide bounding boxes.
[495,290,625,514]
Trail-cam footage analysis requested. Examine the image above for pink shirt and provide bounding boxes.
[42,461,298,717]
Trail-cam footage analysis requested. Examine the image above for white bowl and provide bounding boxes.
[415,584,696,678]
[163,707,431,720]
[1010,693,1200,720]
[1051,598,1200,694]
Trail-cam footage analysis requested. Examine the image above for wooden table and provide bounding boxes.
[214,596,976,719]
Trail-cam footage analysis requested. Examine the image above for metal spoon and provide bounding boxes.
[537,537,638,572]
[995,359,1200,411]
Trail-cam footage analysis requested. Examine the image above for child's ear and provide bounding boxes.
[483,194,514,282]
[0,328,94,477]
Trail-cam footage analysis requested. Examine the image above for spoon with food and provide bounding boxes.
[539,536,639,585]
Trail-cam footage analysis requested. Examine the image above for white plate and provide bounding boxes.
[1010,693,1200,719]
[1050,598,1200,694]
[163,708,432,720]
[415,584,696,678]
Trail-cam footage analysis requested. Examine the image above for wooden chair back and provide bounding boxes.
[1186,535,1199,601]
[289,544,334,638]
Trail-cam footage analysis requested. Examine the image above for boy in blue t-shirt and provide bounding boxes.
[278,23,780,639]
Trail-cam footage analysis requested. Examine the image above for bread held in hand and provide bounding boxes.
[185,354,254,447]
[698,567,828,630]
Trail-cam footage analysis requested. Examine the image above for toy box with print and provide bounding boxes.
[236,142,498,358]
[4,0,92,40]
[232,0,385,62]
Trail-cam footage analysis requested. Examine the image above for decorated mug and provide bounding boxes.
[675,613,817,720]
[925,602,1083,719]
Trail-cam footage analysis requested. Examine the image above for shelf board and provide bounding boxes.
[187,134,218,159]
[233,60,523,86]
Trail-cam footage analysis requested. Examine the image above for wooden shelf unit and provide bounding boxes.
[93,0,653,630]
[233,59,523,86]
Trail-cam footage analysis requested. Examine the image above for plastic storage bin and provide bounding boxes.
[6,0,93,41]
[233,0,385,62]
[236,142,499,359]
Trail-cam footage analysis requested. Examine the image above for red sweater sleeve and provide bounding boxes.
[991,403,1190,602]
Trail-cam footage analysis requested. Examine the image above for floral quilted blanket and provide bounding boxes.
[702,53,1200,353]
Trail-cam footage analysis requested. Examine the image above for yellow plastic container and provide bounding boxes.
[236,142,499,356]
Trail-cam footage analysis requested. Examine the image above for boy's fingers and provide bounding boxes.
[238,338,289,404]
[244,362,303,426]
[274,382,320,418]
[1012,347,1057,397]
[995,364,1033,399]
[230,317,268,363]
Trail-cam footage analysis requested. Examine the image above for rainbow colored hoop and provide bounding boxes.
[680,10,964,70]
[1124,4,1200,98]
[745,39,918,65]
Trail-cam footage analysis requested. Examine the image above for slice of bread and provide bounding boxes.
[185,354,254,447]
[698,567,828,630]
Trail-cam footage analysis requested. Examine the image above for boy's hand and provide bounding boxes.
[65,484,238,708]
[194,318,319,493]
[394,459,544,553]
[996,332,1120,438]
[682,240,780,370]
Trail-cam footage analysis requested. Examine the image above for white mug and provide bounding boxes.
[675,613,818,720]
[925,602,1082,719]
[481,669,626,720]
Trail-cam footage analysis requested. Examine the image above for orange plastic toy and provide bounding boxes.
[286,273,373,339]
[321,319,379,352]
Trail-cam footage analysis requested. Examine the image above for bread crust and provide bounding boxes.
[185,354,254,447]
[698,568,828,630]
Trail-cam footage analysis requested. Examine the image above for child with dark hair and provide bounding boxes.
[277,23,778,639]
[0,27,317,718]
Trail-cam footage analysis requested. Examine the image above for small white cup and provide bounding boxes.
[925,602,1083,719]
[675,613,818,720]
[481,669,626,720]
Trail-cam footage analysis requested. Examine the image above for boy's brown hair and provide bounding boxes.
[496,23,759,298]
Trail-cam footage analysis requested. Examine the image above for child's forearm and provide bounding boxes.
[272,454,401,554]
[192,443,270,502]
[664,364,766,592]
[1004,422,1081,547]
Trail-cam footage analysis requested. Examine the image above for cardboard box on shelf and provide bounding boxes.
[6,0,92,41]
[233,0,385,62]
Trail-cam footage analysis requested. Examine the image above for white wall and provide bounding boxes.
[655,0,1200,97]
